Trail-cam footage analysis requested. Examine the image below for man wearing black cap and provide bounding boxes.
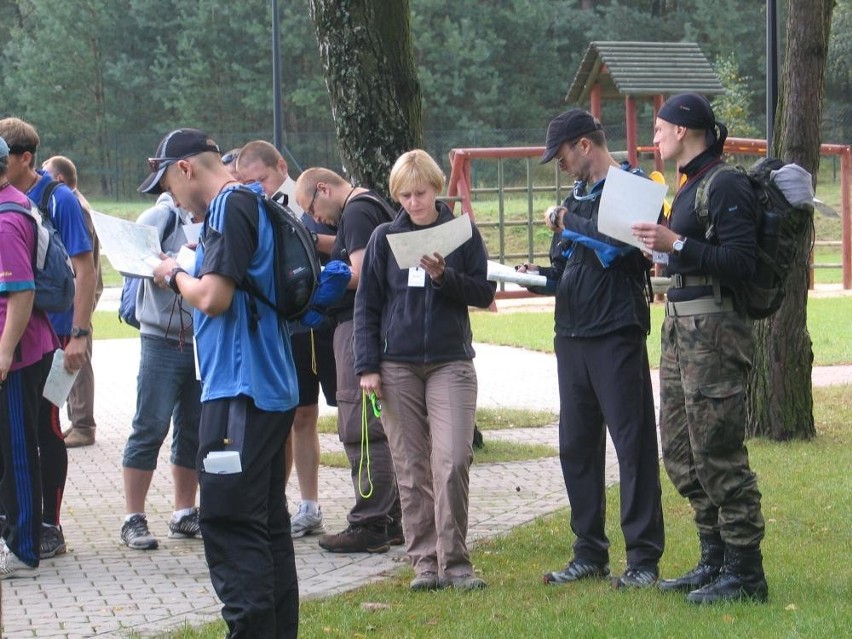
[526,109,664,590]
[144,128,300,637]
[632,92,768,604]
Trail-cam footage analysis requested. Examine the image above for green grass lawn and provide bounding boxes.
[470,295,852,366]
[94,294,852,365]
[164,385,852,639]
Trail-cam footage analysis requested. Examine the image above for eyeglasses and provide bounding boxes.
[306,185,320,216]
[222,151,239,165]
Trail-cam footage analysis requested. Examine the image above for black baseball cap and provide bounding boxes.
[540,109,604,164]
[138,128,221,194]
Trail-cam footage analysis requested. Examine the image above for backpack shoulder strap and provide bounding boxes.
[0,202,37,217]
[348,192,396,222]
[38,179,62,218]
[693,163,736,241]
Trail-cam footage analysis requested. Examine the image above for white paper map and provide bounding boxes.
[42,349,80,407]
[487,261,547,287]
[597,166,668,250]
[386,214,472,269]
[90,210,163,277]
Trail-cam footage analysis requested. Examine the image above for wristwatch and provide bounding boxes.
[672,236,686,256]
[70,326,90,339]
[547,206,566,229]
[165,267,187,295]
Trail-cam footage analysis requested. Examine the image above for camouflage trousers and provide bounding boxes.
[659,310,765,547]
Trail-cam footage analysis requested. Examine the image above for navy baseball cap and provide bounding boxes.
[0,136,8,159]
[138,128,220,194]
[540,109,604,164]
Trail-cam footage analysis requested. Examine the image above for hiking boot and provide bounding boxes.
[543,558,610,585]
[0,545,39,579]
[410,571,440,591]
[121,514,159,550]
[612,564,659,589]
[64,427,95,448]
[290,503,325,539]
[40,524,67,559]
[659,533,723,593]
[318,525,390,554]
[687,545,768,604]
[443,574,487,591]
[168,507,201,539]
[386,519,404,546]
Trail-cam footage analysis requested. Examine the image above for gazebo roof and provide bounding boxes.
[566,41,724,104]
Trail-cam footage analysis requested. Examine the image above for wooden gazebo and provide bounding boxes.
[566,41,724,169]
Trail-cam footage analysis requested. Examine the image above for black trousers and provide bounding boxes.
[197,397,297,639]
[555,329,664,567]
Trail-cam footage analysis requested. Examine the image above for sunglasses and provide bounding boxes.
[147,157,180,172]
[148,144,221,172]
[222,151,239,165]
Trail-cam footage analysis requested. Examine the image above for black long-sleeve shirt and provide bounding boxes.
[666,151,758,302]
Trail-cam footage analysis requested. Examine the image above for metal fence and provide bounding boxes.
[39,118,848,201]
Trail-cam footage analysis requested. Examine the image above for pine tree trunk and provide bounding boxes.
[747,0,834,440]
[308,0,423,195]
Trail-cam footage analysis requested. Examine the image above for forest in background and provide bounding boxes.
[1,0,849,197]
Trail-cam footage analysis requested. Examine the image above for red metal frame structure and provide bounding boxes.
[447,139,852,297]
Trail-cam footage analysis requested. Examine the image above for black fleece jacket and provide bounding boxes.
[353,201,495,375]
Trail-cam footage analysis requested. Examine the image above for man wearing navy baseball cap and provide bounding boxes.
[539,108,604,164]
[146,128,300,637]
[526,109,664,590]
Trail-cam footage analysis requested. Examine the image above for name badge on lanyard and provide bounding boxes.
[408,267,426,288]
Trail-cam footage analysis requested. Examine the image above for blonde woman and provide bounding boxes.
[354,150,495,591]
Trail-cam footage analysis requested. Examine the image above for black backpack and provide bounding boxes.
[694,157,814,319]
[233,188,322,323]
[0,181,76,313]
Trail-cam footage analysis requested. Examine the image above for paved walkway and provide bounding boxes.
[4,296,851,637]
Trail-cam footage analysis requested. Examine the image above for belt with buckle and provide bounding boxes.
[668,273,716,289]
[665,297,735,317]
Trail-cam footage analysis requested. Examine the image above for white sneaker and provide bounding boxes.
[290,503,325,538]
[0,545,39,579]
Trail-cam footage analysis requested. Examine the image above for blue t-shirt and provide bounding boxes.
[193,186,298,413]
[28,170,92,336]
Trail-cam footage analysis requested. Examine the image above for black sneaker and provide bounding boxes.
[543,558,610,585]
[121,513,159,550]
[612,565,659,589]
[40,524,67,559]
[318,525,390,554]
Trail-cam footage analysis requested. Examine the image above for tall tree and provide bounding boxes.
[308,0,422,193]
[747,0,836,440]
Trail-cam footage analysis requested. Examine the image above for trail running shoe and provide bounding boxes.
[121,513,159,550]
[168,507,202,539]
[40,524,67,559]
[290,503,325,539]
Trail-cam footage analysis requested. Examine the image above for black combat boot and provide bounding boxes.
[658,533,723,593]
[686,544,769,604]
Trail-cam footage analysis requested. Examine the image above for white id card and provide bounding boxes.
[652,251,670,265]
[408,267,426,288]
